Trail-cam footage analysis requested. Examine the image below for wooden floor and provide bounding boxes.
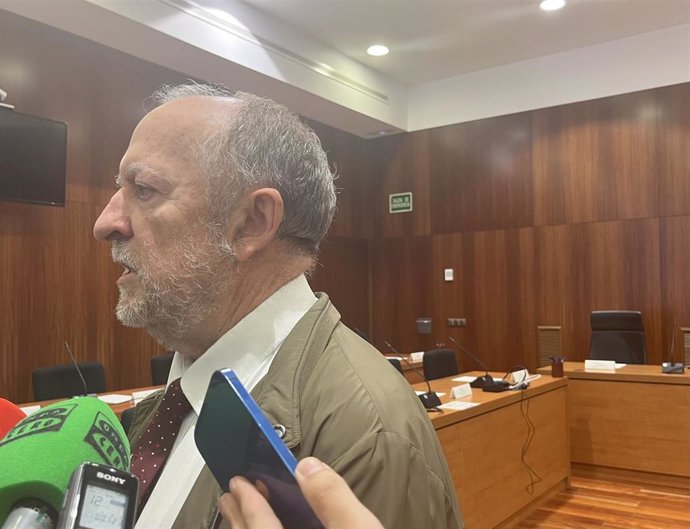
[514,472,690,528]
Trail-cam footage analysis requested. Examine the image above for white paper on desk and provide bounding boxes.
[415,391,446,397]
[131,389,160,403]
[20,405,41,415]
[98,394,132,405]
[438,401,480,411]
[452,376,504,383]
[615,363,626,369]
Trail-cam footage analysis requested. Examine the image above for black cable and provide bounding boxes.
[519,386,543,494]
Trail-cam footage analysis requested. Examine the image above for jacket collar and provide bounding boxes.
[250,293,341,449]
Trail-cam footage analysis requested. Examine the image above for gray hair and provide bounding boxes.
[150,82,337,255]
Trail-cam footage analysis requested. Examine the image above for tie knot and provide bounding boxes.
[160,378,192,420]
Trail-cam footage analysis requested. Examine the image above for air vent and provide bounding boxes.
[682,327,690,365]
[537,326,562,367]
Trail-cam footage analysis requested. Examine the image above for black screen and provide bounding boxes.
[0,109,67,206]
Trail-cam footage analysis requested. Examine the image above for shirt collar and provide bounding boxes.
[168,274,317,415]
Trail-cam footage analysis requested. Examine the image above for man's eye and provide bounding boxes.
[135,184,154,200]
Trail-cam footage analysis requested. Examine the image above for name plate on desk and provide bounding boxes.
[451,383,472,399]
[584,359,616,371]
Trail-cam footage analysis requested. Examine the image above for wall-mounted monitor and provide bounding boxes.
[0,108,67,206]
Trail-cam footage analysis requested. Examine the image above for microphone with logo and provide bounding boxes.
[384,341,442,409]
[447,336,508,392]
[0,397,136,529]
[0,399,26,440]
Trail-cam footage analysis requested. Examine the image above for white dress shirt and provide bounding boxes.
[135,275,317,529]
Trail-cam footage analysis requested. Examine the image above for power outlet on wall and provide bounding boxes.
[447,318,467,327]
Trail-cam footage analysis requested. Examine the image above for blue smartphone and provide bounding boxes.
[194,369,323,529]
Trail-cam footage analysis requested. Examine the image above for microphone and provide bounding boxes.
[662,320,684,374]
[0,397,131,529]
[446,336,495,389]
[64,341,90,396]
[0,399,26,440]
[384,341,442,409]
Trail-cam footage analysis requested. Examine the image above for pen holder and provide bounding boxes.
[550,359,564,378]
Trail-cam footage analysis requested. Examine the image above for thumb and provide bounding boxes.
[295,457,383,529]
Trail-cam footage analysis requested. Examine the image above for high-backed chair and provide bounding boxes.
[589,310,647,364]
[387,357,404,375]
[423,348,459,381]
[151,352,175,385]
[32,362,106,401]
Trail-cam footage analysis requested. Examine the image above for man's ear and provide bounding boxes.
[230,188,284,261]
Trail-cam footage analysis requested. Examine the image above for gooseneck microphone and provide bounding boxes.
[384,341,442,409]
[662,321,684,374]
[64,341,90,396]
[0,397,131,529]
[446,336,495,389]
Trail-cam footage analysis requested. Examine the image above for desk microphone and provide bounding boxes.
[384,341,442,409]
[446,336,495,389]
[64,341,91,396]
[662,321,684,374]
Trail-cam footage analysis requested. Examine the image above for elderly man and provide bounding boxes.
[94,84,463,529]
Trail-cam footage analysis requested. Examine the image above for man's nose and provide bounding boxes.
[93,190,133,241]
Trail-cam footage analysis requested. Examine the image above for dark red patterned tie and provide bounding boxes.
[130,378,192,511]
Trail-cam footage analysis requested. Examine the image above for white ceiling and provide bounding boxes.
[1,0,688,136]
[236,0,690,85]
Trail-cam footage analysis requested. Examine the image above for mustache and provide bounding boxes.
[111,243,140,272]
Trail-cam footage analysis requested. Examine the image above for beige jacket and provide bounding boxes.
[129,294,463,529]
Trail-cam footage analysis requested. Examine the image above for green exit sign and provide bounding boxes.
[389,192,413,213]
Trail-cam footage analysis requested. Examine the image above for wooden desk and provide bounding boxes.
[536,362,690,488]
[18,385,163,419]
[415,372,570,529]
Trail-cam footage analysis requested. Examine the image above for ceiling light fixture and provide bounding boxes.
[367,45,389,57]
[540,0,566,11]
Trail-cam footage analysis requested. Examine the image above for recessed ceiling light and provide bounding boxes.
[540,0,566,11]
[367,45,389,57]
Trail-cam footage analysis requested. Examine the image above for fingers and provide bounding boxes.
[296,457,384,529]
[218,476,283,529]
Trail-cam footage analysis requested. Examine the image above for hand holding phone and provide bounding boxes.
[219,457,384,529]
[194,369,323,529]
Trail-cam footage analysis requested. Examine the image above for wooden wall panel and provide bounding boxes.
[433,229,536,372]
[657,84,690,217]
[660,216,690,356]
[308,237,370,337]
[0,200,164,403]
[370,237,434,353]
[535,219,664,364]
[532,90,660,226]
[429,112,533,233]
[371,131,432,238]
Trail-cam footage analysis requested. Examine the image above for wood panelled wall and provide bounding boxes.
[2,10,688,403]
[369,83,690,372]
[0,12,370,403]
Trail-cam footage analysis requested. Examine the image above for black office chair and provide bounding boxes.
[119,407,136,435]
[32,362,106,401]
[151,352,175,385]
[423,348,459,381]
[387,358,404,375]
[589,310,647,364]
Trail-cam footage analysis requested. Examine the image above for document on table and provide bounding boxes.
[438,401,480,411]
[98,393,132,404]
